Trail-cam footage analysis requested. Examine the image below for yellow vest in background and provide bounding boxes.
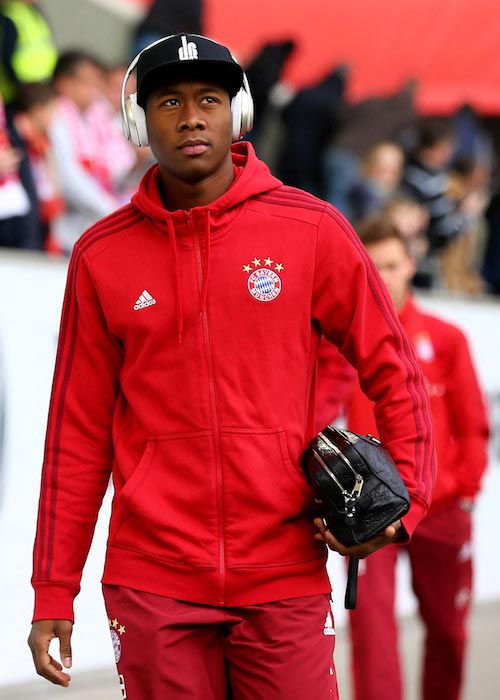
[0,1,57,103]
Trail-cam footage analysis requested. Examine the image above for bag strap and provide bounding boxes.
[344,556,359,609]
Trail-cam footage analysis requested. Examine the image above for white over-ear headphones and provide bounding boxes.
[120,34,254,147]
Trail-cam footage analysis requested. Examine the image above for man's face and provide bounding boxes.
[365,238,416,311]
[145,79,233,186]
[421,136,455,169]
[366,144,404,191]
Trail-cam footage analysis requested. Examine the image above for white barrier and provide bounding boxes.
[0,252,114,685]
[0,252,499,685]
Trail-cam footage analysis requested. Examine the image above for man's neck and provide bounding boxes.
[158,162,235,211]
[394,290,412,314]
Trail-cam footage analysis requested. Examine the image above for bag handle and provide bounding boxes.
[344,556,359,609]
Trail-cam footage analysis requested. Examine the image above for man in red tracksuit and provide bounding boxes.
[340,217,489,700]
[27,35,435,699]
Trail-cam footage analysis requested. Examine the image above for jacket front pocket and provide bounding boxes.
[110,431,218,567]
[220,427,316,567]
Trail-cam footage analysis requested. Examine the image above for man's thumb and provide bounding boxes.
[56,620,73,669]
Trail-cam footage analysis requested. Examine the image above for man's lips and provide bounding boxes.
[178,140,210,155]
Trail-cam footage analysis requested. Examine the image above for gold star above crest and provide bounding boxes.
[252,257,261,267]
[264,257,273,267]
[118,625,126,635]
[243,264,252,273]
[275,262,284,272]
[110,618,118,629]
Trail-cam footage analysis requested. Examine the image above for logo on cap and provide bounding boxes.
[178,35,198,61]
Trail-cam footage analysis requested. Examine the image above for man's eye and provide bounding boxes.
[162,98,179,106]
[203,96,218,104]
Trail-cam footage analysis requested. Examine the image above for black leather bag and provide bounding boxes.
[303,425,410,608]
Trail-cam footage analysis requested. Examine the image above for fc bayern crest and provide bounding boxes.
[248,268,282,302]
[414,332,435,362]
[108,617,126,663]
[111,629,122,663]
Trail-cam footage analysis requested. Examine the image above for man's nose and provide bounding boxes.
[179,103,206,130]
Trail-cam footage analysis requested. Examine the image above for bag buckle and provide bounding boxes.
[313,432,364,515]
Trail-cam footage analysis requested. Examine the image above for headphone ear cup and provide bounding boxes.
[231,87,254,141]
[240,87,254,136]
[120,99,131,141]
[231,89,243,141]
[124,93,149,147]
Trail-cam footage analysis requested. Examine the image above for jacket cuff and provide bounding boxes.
[32,583,77,623]
[400,495,428,539]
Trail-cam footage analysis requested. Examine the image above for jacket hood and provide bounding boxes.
[131,141,282,229]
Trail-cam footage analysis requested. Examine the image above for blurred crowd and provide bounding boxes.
[1,0,500,296]
[0,0,156,254]
[249,43,500,297]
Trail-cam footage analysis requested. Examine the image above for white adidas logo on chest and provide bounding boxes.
[134,289,156,310]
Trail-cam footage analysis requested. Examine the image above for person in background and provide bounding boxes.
[314,337,355,433]
[0,89,30,243]
[276,64,347,198]
[325,80,418,219]
[482,190,500,294]
[0,100,20,181]
[27,34,435,700]
[0,0,57,106]
[130,0,204,57]
[49,50,122,254]
[401,117,473,287]
[334,217,489,700]
[11,81,64,252]
[0,88,40,248]
[382,194,430,275]
[347,140,405,224]
[243,39,295,150]
[439,156,491,294]
[101,63,155,201]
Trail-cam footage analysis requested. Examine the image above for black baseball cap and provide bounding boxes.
[136,34,244,106]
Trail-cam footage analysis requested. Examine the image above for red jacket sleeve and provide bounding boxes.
[444,326,489,499]
[312,206,436,536]
[31,244,123,622]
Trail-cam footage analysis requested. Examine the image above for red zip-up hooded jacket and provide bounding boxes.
[346,296,488,514]
[32,143,435,622]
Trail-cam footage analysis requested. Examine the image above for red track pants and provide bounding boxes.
[349,502,473,700]
[103,585,339,700]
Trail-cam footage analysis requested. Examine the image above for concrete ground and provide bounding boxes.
[3,599,499,700]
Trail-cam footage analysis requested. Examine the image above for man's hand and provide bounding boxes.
[28,619,74,686]
[314,517,407,558]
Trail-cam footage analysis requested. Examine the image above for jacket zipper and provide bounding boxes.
[191,214,226,605]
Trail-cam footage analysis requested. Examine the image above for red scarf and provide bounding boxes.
[57,96,115,193]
